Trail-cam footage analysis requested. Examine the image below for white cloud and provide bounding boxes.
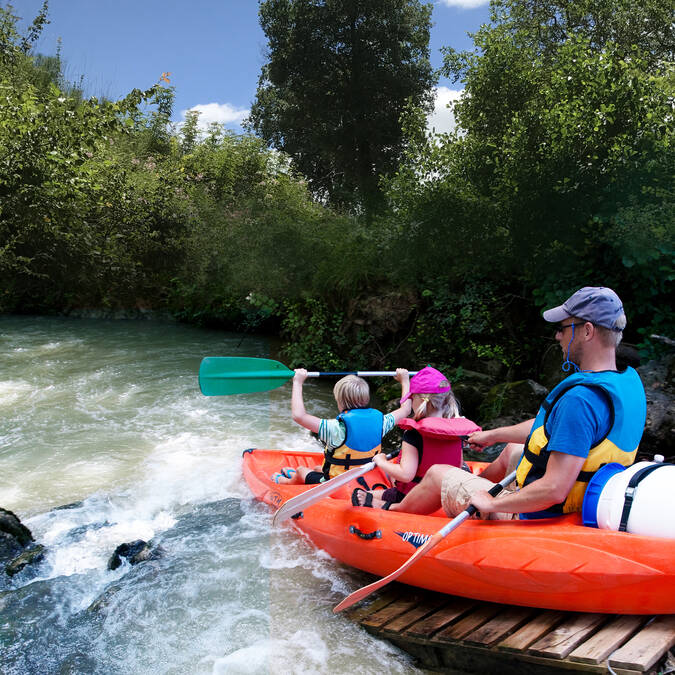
[180,102,249,130]
[427,86,463,135]
[437,0,489,8]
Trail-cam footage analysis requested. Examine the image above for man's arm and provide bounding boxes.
[469,451,586,514]
[471,387,609,515]
[466,418,535,450]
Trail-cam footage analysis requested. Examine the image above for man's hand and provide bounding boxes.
[469,489,496,514]
[466,430,495,451]
[293,368,308,384]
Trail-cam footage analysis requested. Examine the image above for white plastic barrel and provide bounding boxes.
[585,461,675,538]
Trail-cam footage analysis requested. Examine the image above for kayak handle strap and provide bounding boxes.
[349,525,382,540]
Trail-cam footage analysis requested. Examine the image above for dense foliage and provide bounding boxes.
[0,2,357,325]
[382,0,674,363]
[249,0,436,217]
[1,0,672,382]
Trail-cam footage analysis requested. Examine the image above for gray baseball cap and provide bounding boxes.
[542,287,625,331]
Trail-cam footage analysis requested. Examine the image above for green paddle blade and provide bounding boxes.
[199,357,294,396]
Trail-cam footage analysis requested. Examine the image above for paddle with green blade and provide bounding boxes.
[199,357,417,396]
[332,469,518,613]
[272,449,401,526]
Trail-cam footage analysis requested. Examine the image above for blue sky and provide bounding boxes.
[13,0,491,134]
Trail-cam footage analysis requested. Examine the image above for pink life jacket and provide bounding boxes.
[394,417,482,495]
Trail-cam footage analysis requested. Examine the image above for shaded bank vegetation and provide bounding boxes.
[0,0,672,381]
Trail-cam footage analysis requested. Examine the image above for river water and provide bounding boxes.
[0,316,421,674]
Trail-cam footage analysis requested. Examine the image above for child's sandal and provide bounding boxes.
[351,488,373,507]
[352,488,394,510]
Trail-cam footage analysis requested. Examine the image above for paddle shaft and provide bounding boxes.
[199,357,417,396]
[333,469,518,613]
[306,371,419,377]
[272,449,401,526]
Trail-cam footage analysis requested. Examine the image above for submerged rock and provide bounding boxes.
[52,501,84,511]
[1,508,42,576]
[6,544,45,577]
[0,508,33,548]
[107,540,165,571]
[87,582,123,613]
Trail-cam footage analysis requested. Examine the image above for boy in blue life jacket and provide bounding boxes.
[272,368,411,485]
[374,287,646,520]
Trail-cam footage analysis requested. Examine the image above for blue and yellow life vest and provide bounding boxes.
[322,408,383,479]
[516,367,646,514]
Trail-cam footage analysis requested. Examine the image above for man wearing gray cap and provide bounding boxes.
[372,287,647,520]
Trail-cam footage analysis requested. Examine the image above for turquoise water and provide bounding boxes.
[0,316,420,674]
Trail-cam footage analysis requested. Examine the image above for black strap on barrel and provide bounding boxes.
[619,463,673,532]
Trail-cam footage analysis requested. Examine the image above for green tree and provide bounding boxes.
[181,109,200,154]
[382,0,673,357]
[248,0,436,217]
[443,0,673,342]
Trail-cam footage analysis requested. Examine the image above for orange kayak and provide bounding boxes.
[242,448,675,615]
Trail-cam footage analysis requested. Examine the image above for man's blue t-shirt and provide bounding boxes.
[519,385,612,520]
[546,386,612,457]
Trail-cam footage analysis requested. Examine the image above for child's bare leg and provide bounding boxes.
[272,464,314,484]
[353,466,446,512]
[388,464,446,513]
[294,466,319,484]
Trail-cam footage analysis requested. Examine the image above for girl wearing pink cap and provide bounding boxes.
[352,366,480,509]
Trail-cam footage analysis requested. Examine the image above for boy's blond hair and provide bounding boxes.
[333,375,370,412]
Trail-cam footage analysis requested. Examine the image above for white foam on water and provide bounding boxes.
[38,340,83,351]
[27,502,176,581]
[0,317,424,674]
[0,379,34,406]
[137,432,252,504]
[210,626,416,675]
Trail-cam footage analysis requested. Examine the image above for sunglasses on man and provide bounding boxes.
[554,322,586,334]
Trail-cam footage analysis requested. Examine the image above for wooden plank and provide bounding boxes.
[609,615,675,672]
[427,637,638,675]
[432,603,503,642]
[402,596,477,638]
[360,592,428,629]
[464,606,538,647]
[569,615,647,665]
[497,610,568,652]
[346,588,399,623]
[508,649,644,675]
[528,613,607,659]
[380,594,450,635]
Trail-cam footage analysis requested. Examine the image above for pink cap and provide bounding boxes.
[401,366,451,403]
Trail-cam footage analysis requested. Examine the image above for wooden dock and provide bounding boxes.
[347,584,675,674]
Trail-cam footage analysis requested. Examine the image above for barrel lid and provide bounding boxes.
[582,462,626,528]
